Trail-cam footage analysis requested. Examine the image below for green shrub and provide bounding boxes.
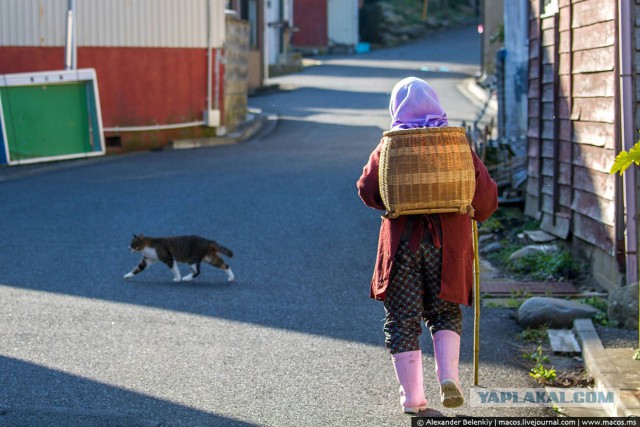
[480,207,588,283]
[580,296,607,312]
[518,326,548,344]
[523,346,557,383]
[579,296,618,327]
[509,251,580,281]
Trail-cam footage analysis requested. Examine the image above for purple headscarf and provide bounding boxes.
[389,77,448,130]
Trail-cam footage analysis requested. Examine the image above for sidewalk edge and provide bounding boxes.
[170,109,272,150]
[456,78,498,112]
[573,318,640,416]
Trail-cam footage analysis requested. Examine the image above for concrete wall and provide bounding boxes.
[225,16,250,131]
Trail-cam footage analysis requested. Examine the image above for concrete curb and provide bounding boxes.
[170,108,271,150]
[573,318,640,416]
[457,78,498,112]
[0,108,276,182]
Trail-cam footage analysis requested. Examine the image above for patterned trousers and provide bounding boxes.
[384,241,463,354]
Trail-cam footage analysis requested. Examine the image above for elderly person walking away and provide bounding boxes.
[357,77,498,413]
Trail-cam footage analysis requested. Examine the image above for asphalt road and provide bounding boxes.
[0,26,550,426]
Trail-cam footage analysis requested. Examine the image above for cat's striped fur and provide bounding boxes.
[124,234,234,282]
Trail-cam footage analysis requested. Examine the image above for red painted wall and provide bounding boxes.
[82,47,211,127]
[0,46,224,151]
[292,0,327,47]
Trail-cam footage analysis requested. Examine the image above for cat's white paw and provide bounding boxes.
[226,269,235,282]
[182,274,193,282]
[124,272,135,279]
[173,277,182,282]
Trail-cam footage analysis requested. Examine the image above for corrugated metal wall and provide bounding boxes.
[0,0,225,48]
[0,0,64,46]
[327,0,358,47]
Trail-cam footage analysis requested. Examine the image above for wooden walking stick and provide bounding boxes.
[472,219,481,386]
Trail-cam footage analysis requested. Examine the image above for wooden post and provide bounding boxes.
[422,0,429,20]
[473,219,480,386]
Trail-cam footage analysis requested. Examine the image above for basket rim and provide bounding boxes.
[382,126,466,138]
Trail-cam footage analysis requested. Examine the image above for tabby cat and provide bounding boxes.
[124,234,235,282]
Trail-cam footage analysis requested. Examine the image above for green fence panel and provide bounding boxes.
[0,69,104,165]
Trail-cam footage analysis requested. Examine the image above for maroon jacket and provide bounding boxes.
[357,140,498,306]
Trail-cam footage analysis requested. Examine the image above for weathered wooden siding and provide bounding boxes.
[526,0,618,256]
[635,1,640,284]
[636,1,640,159]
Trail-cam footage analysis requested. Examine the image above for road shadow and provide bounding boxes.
[0,22,524,373]
[0,116,527,373]
[0,356,257,426]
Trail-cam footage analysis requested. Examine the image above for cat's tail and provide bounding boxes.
[210,242,233,258]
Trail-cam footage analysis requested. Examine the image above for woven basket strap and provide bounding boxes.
[384,205,475,219]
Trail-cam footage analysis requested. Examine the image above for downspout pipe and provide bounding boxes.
[207,0,213,114]
[204,0,222,130]
[214,48,221,114]
[64,0,76,70]
[618,0,638,286]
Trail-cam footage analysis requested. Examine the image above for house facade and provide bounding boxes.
[227,0,298,78]
[525,0,638,292]
[292,0,328,51]
[0,0,232,152]
[292,0,360,54]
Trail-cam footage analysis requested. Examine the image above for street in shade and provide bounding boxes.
[0,26,552,425]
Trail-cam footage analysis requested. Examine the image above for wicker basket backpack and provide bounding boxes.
[378,126,476,218]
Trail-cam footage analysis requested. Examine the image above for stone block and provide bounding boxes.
[517,297,599,328]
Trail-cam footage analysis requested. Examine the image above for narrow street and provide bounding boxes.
[0,26,550,426]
